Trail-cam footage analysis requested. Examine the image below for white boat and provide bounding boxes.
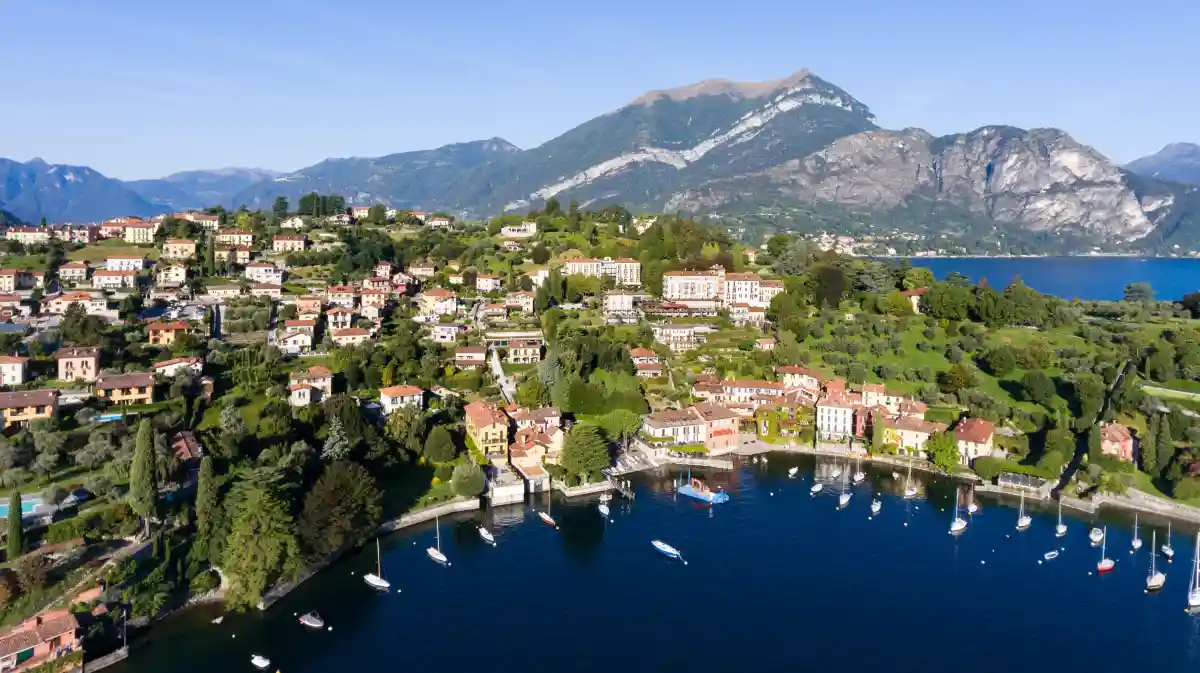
[891,471,900,480]
[1089,527,1104,544]
[1044,550,1060,561]
[478,526,496,546]
[871,498,881,515]
[598,503,611,517]
[810,482,823,495]
[788,466,798,477]
[903,458,917,499]
[753,457,759,464]
[967,488,979,514]
[299,611,324,629]
[426,515,450,565]
[851,456,864,484]
[537,510,558,528]
[830,464,843,480]
[250,654,271,670]
[1188,532,1200,609]
[1055,500,1067,538]
[1097,526,1114,573]
[949,489,967,534]
[364,538,392,591]
[1132,514,1142,551]
[1147,530,1167,591]
[1015,493,1031,531]
[761,457,768,465]
[211,616,224,625]
[1163,522,1175,561]
[652,539,685,564]
[837,470,851,508]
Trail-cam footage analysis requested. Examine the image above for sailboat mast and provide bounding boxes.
[376,538,382,576]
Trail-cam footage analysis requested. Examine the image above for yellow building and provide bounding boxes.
[0,389,59,428]
[465,400,509,462]
[95,373,156,406]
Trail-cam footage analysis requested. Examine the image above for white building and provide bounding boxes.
[561,257,641,287]
[378,385,424,415]
[0,356,29,385]
[476,274,503,292]
[106,255,146,271]
[500,221,537,238]
[663,269,722,306]
[244,262,284,285]
[280,216,306,229]
[279,331,313,355]
[816,394,857,441]
[92,270,139,289]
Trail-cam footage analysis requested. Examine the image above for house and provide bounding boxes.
[155,264,188,286]
[635,362,665,378]
[662,269,722,307]
[506,291,536,313]
[4,226,52,245]
[153,356,203,377]
[955,417,996,465]
[408,211,426,222]
[147,321,190,346]
[214,246,252,265]
[902,287,928,314]
[95,372,155,406]
[379,385,424,414]
[56,347,100,382]
[272,235,306,253]
[408,262,436,279]
[756,338,777,351]
[92,270,138,290]
[476,274,503,292]
[861,383,905,415]
[0,609,80,671]
[447,273,464,286]
[42,292,106,316]
[881,416,949,456]
[179,212,220,230]
[331,328,371,347]
[289,383,319,407]
[280,216,306,229]
[283,319,317,335]
[630,347,659,365]
[171,430,203,467]
[0,270,36,293]
[431,323,467,343]
[249,283,282,298]
[361,290,389,310]
[1100,422,1135,462]
[561,257,641,286]
[295,296,323,316]
[428,216,452,228]
[57,262,90,284]
[480,303,507,320]
[244,262,284,285]
[455,346,487,370]
[207,285,242,300]
[326,307,354,330]
[350,205,372,219]
[651,323,706,352]
[99,221,125,238]
[122,223,157,243]
[508,407,562,433]
[325,213,352,226]
[506,340,541,364]
[288,366,333,405]
[417,288,457,318]
[466,400,509,461]
[374,261,394,278]
[279,331,314,355]
[776,365,823,393]
[604,291,636,315]
[499,221,537,238]
[641,404,739,453]
[215,229,254,247]
[162,239,197,260]
[816,391,859,442]
[509,426,566,480]
[0,389,59,428]
[0,355,29,385]
[326,285,358,308]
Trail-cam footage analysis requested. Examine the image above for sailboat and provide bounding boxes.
[1015,493,1031,531]
[949,489,967,534]
[478,526,496,546]
[837,469,852,508]
[1163,522,1175,561]
[536,492,558,528]
[426,516,449,565]
[363,538,391,591]
[598,502,611,517]
[830,463,843,480]
[903,457,917,499]
[1089,526,1104,544]
[1188,532,1200,609]
[1131,514,1142,551]
[966,487,979,514]
[852,456,864,484]
[810,480,823,495]
[788,466,799,478]
[1055,500,1067,538]
[870,498,882,515]
[1097,526,1115,573]
[1147,530,1166,591]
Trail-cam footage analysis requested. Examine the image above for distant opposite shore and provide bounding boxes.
[900,256,1200,302]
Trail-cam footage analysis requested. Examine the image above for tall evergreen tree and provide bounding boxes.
[1155,414,1174,475]
[128,419,157,537]
[1141,415,1159,475]
[194,456,217,561]
[6,492,21,561]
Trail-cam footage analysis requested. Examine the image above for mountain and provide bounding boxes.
[0,158,170,224]
[127,167,282,210]
[1127,143,1200,185]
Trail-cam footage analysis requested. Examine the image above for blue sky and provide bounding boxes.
[2,0,1196,179]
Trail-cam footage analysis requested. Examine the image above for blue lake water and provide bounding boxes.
[907,257,1200,301]
[112,456,1200,673]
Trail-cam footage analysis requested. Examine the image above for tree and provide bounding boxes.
[938,362,976,393]
[6,492,21,560]
[924,431,959,471]
[222,479,299,609]
[983,345,1017,376]
[903,267,935,290]
[272,196,289,219]
[13,553,48,594]
[1142,414,1160,475]
[1021,370,1055,405]
[128,420,156,537]
[1087,426,1103,461]
[1146,343,1176,383]
[1155,414,1174,475]
[450,462,485,497]
[883,290,913,316]
[1123,282,1154,303]
[596,409,642,452]
[531,245,550,264]
[194,457,217,562]
[300,462,382,559]
[561,423,610,484]
[423,426,456,463]
[383,405,425,461]
[321,417,351,461]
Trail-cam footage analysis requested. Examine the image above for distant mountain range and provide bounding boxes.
[4,70,1200,254]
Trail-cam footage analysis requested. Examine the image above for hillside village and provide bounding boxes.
[0,197,1199,669]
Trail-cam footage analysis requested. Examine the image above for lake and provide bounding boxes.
[110,457,1200,673]
[907,257,1200,301]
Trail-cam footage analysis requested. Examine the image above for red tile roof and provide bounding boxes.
[955,417,995,444]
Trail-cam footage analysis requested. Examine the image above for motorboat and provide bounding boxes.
[364,538,392,591]
[598,503,611,517]
[251,655,271,670]
[652,540,686,564]
[870,499,882,515]
[788,466,799,477]
[299,612,324,629]
[537,510,558,528]
[478,526,496,546]
[1089,527,1104,544]
[677,473,730,504]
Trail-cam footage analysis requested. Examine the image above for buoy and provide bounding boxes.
[1038,560,1042,565]
[981,560,986,564]
[903,522,908,527]
[328,627,333,631]
[232,634,236,639]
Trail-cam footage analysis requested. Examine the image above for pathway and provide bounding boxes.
[490,348,516,403]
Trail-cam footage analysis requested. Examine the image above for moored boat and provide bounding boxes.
[652,539,686,564]
[810,482,823,495]
[1044,550,1060,561]
[250,654,270,670]
[1163,522,1175,561]
[1015,493,1031,531]
[1097,526,1114,573]
[1089,527,1104,544]
[598,503,611,517]
[1147,530,1166,591]
[427,515,450,565]
[364,538,392,591]
[1188,532,1200,609]
[299,611,324,629]
[870,498,882,515]
[478,526,496,546]
[949,489,967,534]
[788,466,798,477]
[677,473,730,504]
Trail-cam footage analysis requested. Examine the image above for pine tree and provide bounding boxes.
[128,419,157,537]
[6,492,22,561]
[194,456,217,562]
[321,418,351,461]
[1155,414,1174,475]
[1141,415,1159,475]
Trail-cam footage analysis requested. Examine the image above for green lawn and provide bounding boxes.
[198,388,270,433]
[68,240,159,262]
[0,253,49,272]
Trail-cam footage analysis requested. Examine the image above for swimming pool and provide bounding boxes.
[0,496,44,518]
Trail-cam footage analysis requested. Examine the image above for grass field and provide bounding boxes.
[67,239,159,262]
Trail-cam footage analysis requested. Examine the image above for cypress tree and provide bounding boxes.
[6,492,22,561]
[128,419,157,537]
[194,456,216,561]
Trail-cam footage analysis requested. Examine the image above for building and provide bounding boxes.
[325,307,354,331]
[499,221,537,238]
[955,418,996,465]
[272,235,307,253]
[244,262,284,285]
[0,356,29,386]
[178,212,220,229]
[374,261,394,277]
[326,285,358,308]
[95,372,155,405]
[379,385,424,415]
[155,264,187,286]
[92,269,138,290]
[331,327,371,347]
[1100,422,1135,462]
[99,222,125,238]
[280,216,306,229]
[350,205,372,219]
[902,287,928,314]
[476,274,503,292]
[651,323,705,352]
[295,296,323,316]
[408,262,436,279]
[756,338,777,351]
[147,321,190,346]
[57,262,90,284]
[861,383,905,415]
[279,331,313,355]
[171,430,203,467]
[290,366,333,396]
[506,291,535,314]
[122,223,157,244]
[604,291,636,315]
[776,365,823,392]
[215,229,254,247]
[431,323,466,343]
[509,425,565,481]
[42,292,106,316]
[214,246,251,265]
[417,288,457,318]
[162,239,197,260]
[0,270,35,293]
[428,216,452,228]
[0,609,80,671]
[152,356,203,377]
[641,404,739,453]
[662,269,722,307]
[284,319,317,335]
[507,340,541,364]
[455,346,487,370]
[207,285,242,300]
[697,379,787,406]
[0,389,59,427]
[4,226,52,245]
[816,392,858,441]
[881,416,948,456]
[561,257,642,286]
[249,283,282,298]
[361,290,389,311]
[56,347,100,382]
[326,213,352,226]
[466,400,509,461]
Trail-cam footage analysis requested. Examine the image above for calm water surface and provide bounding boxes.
[909,257,1200,301]
[112,456,1200,673]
